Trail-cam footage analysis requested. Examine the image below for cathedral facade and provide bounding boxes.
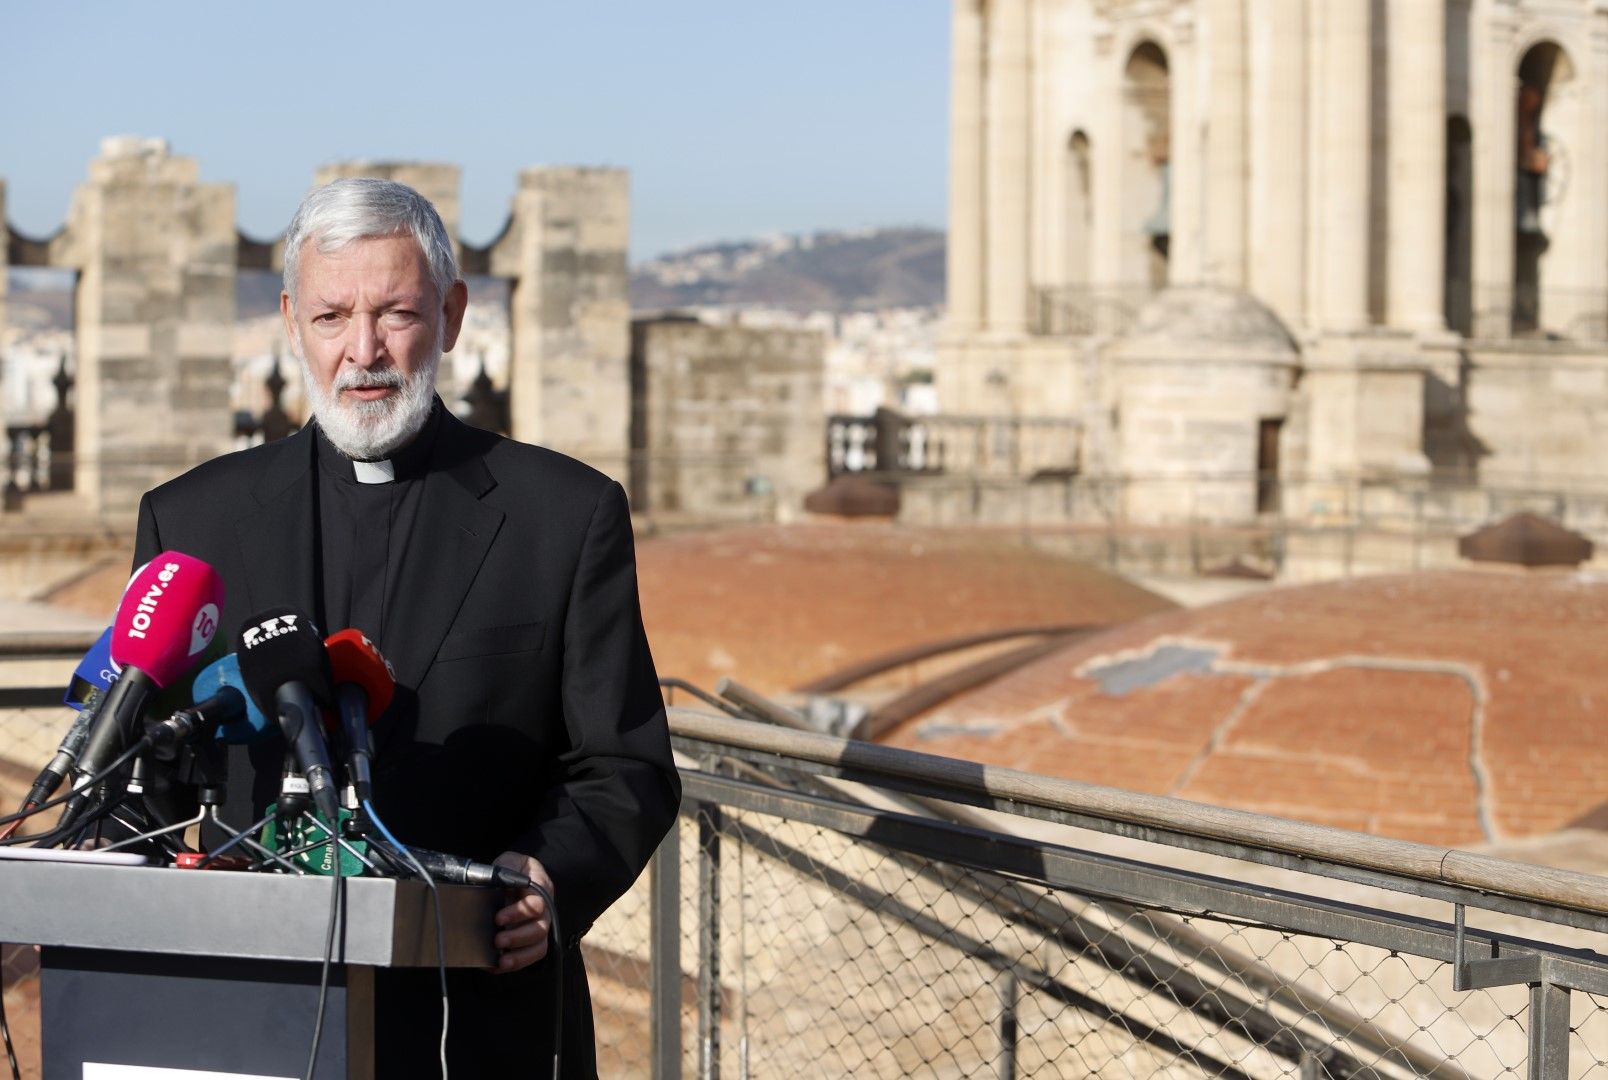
[942,0,1608,529]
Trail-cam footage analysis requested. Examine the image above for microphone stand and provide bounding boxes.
[99,804,206,854]
[201,806,304,875]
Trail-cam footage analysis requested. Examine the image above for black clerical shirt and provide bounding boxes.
[312,403,441,646]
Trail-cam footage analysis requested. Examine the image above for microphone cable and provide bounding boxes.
[305,827,342,1080]
[1,977,19,1080]
[361,800,450,1080]
[361,820,565,1080]
[0,741,149,846]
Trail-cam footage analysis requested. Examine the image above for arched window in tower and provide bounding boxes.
[1122,41,1171,291]
[1513,41,1575,336]
[1064,130,1093,289]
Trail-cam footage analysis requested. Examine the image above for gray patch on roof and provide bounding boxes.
[1084,642,1224,696]
[917,722,1004,740]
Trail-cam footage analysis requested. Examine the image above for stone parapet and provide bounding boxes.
[631,318,824,521]
[494,167,631,478]
[66,138,237,514]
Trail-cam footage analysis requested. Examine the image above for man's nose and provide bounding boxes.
[347,314,387,368]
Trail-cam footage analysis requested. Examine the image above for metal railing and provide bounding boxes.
[574,705,1608,1077]
[7,656,1608,1077]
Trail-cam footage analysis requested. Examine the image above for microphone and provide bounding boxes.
[188,654,275,745]
[145,685,247,752]
[17,631,119,812]
[235,607,341,826]
[323,629,395,805]
[61,554,224,826]
[63,627,118,709]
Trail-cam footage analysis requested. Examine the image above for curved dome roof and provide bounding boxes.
[636,524,1175,695]
[1127,286,1298,354]
[881,569,1608,846]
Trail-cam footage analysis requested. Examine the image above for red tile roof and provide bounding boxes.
[881,569,1608,845]
[637,524,1176,696]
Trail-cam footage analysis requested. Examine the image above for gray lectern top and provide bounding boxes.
[0,859,500,969]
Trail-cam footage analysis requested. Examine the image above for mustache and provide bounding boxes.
[334,368,407,392]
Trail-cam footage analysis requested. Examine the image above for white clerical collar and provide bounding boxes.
[352,459,395,485]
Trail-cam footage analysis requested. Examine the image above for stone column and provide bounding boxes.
[491,168,630,481]
[1203,0,1248,288]
[985,0,1031,333]
[947,0,986,333]
[1248,0,1306,327]
[1090,23,1126,290]
[1169,12,1203,284]
[1587,14,1608,329]
[68,138,237,514]
[1471,5,1517,337]
[1313,0,1372,331]
[1386,0,1447,332]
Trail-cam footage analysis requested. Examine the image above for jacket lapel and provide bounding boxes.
[382,413,505,692]
[234,426,320,633]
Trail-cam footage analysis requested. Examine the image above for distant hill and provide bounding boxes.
[631,227,946,314]
[7,227,948,332]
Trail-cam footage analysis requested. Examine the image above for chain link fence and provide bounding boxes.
[580,813,1580,1078]
[572,710,1608,1078]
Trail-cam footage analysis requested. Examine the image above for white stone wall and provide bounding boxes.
[1464,343,1608,487]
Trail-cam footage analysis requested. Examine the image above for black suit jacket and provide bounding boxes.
[134,408,679,1075]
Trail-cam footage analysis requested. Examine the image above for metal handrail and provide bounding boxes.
[667,707,1608,930]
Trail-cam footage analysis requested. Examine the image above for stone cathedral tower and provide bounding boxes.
[942,0,1608,526]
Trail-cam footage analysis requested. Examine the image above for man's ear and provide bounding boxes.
[279,291,301,358]
[441,279,470,353]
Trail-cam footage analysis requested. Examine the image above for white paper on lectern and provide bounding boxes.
[83,1064,296,1080]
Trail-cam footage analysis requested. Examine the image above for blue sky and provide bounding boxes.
[2,3,948,261]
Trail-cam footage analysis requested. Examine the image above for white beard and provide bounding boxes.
[297,338,440,460]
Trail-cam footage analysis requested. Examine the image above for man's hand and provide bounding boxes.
[491,852,555,974]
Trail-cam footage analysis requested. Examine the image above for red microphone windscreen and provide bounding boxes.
[111,552,225,688]
[324,629,396,718]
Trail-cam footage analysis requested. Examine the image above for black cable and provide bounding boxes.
[0,785,120,849]
[305,832,342,1080]
[529,880,564,1080]
[0,976,19,1080]
[100,806,191,858]
[0,741,147,830]
[464,865,563,1080]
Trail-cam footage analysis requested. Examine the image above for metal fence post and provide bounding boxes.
[697,804,723,1080]
[1529,981,1571,1080]
[650,816,683,1080]
[996,970,1018,1080]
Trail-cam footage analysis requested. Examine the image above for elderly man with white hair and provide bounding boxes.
[134,177,679,1077]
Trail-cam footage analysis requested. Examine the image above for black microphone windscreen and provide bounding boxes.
[235,607,334,715]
